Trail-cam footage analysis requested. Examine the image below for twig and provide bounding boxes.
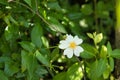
[10,0,62,33]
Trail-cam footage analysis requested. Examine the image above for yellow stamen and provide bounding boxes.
[69,42,76,49]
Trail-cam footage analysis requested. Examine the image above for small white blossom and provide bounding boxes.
[59,34,84,58]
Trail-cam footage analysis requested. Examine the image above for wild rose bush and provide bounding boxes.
[0,0,119,80]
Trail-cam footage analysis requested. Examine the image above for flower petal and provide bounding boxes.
[74,46,84,56]
[74,36,83,45]
[66,34,74,42]
[59,42,69,49]
[63,48,73,58]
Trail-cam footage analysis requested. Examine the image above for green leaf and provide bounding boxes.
[51,48,59,62]
[47,16,66,33]
[109,57,114,72]
[9,15,18,25]
[35,65,48,77]
[81,51,95,59]
[41,36,49,48]
[111,49,120,59]
[0,70,8,80]
[100,45,107,58]
[31,23,43,48]
[19,41,35,52]
[35,50,49,66]
[107,42,112,55]
[53,72,67,80]
[103,66,110,79]
[90,59,107,80]
[68,12,82,20]
[4,61,19,77]
[47,2,62,11]
[80,44,96,59]
[87,33,93,39]
[24,0,31,7]
[94,33,103,44]
[67,63,83,80]
[21,50,37,80]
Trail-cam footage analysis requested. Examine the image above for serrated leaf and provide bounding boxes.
[19,41,35,52]
[31,23,43,48]
[35,50,49,66]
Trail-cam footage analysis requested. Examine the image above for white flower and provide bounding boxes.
[59,34,84,58]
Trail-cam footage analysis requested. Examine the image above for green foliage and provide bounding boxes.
[0,70,8,80]
[19,41,35,52]
[81,44,97,59]
[53,63,83,80]
[31,23,43,49]
[35,50,50,67]
[0,0,118,80]
[89,59,107,80]
[21,50,37,80]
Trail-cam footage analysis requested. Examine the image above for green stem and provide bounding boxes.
[46,46,58,49]
[10,0,62,33]
[46,67,54,78]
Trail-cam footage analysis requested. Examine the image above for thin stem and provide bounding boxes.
[45,46,58,49]
[46,67,54,78]
[76,57,86,80]
[11,1,35,14]
[10,1,62,33]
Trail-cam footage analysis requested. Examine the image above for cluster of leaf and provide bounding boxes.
[54,32,120,80]
[80,32,120,80]
[0,0,116,80]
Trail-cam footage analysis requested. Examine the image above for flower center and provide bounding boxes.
[69,42,76,49]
